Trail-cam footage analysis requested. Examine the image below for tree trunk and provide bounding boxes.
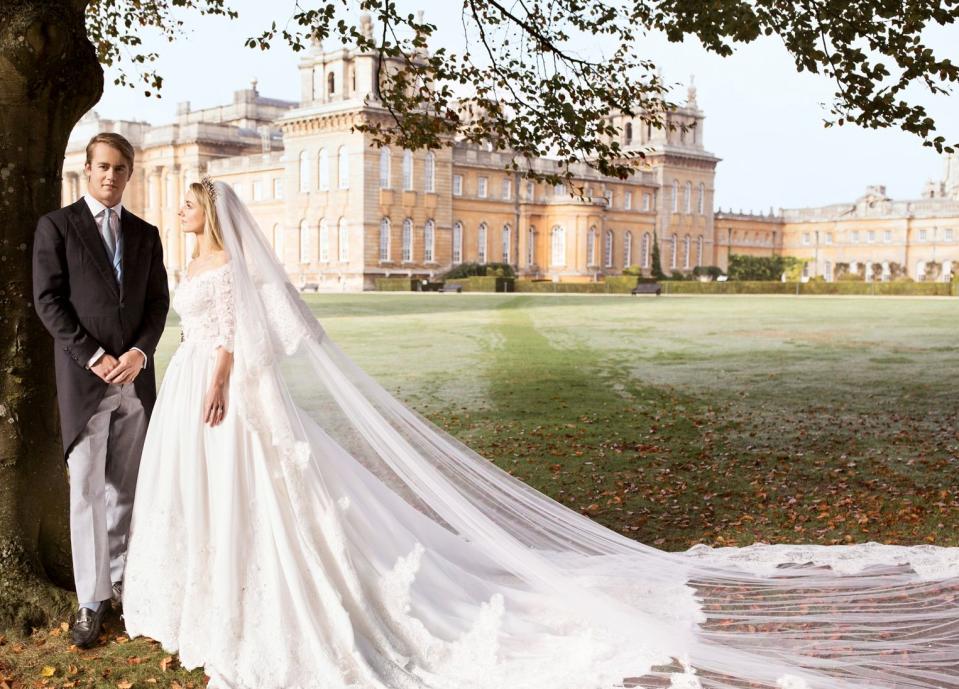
[0,0,103,632]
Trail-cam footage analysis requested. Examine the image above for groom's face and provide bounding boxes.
[84,143,131,208]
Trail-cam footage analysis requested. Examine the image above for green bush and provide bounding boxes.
[692,265,725,279]
[662,280,953,296]
[375,277,414,291]
[445,276,515,292]
[439,262,516,280]
[728,254,807,281]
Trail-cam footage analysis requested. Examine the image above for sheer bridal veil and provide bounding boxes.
[209,179,959,689]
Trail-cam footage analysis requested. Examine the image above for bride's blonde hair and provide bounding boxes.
[188,180,225,259]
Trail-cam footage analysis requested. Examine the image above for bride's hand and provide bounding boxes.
[203,383,228,427]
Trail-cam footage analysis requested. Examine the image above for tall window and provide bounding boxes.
[402,218,413,261]
[624,231,632,267]
[625,121,633,144]
[273,178,284,199]
[696,235,704,266]
[625,191,632,210]
[642,193,651,211]
[452,222,463,263]
[452,175,463,196]
[424,151,435,192]
[299,220,312,263]
[379,148,391,189]
[697,183,705,214]
[478,223,488,263]
[671,180,679,212]
[502,179,512,200]
[527,226,535,265]
[318,148,329,191]
[327,72,335,96]
[501,224,511,263]
[683,234,691,269]
[272,224,283,262]
[684,182,692,213]
[605,230,614,267]
[338,218,349,262]
[586,226,597,266]
[551,226,565,266]
[402,149,413,190]
[319,218,329,262]
[641,232,650,268]
[526,181,534,201]
[670,233,678,268]
[337,146,349,189]
[252,180,263,201]
[379,218,390,261]
[478,177,488,198]
[424,219,435,262]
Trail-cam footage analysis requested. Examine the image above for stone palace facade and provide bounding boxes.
[62,27,959,289]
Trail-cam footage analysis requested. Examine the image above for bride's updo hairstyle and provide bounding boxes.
[188,179,226,259]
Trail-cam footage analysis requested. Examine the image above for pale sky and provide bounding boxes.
[89,2,959,212]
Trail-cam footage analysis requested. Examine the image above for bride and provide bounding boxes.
[122,178,959,689]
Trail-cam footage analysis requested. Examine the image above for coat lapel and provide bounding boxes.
[67,199,120,299]
[119,208,144,301]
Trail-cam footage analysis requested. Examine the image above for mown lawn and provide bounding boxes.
[5,293,959,687]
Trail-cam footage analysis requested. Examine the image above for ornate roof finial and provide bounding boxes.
[359,12,373,40]
[687,74,698,106]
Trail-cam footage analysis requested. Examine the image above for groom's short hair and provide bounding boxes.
[85,132,135,174]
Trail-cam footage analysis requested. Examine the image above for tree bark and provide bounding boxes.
[0,0,103,631]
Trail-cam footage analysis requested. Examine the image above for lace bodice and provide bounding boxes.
[172,262,236,352]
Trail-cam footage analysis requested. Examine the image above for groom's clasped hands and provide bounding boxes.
[90,350,147,385]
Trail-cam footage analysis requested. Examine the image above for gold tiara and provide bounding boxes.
[200,176,218,203]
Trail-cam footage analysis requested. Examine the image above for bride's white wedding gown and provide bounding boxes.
[122,182,959,689]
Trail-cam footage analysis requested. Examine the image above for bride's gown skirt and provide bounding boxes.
[123,264,959,689]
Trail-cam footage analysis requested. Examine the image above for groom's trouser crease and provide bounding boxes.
[67,382,146,605]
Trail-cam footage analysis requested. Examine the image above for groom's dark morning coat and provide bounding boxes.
[33,198,170,459]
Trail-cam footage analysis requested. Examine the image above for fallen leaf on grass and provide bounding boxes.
[40,666,56,677]
[60,623,69,632]
[160,656,174,672]
[66,664,79,676]
[117,681,134,689]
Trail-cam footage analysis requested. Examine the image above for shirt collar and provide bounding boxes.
[83,193,123,220]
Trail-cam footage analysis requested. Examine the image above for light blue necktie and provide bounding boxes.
[100,209,122,284]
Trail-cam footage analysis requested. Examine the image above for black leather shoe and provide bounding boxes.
[111,581,123,611]
[71,601,109,648]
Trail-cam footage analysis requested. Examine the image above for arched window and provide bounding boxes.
[424,151,435,193]
[299,220,312,263]
[684,182,692,214]
[298,151,311,192]
[697,183,705,214]
[402,149,413,190]
[696,235,703,266]
[338,218,349,262]
[424,219,435,262]
[670,233,678,269]
[318,148,329,191]
[319,218,330,262]
[379,148,391,189]
[452,222,463,264]
[337,146,349,189]
[624,121,633,144]
[671,180,679,212]
[327,71,335,96]
[379,218,391,261]
[683,234,691,269]
[502,224,511,263]
[272,224,283,263]
[551,226,565,267]
[477,223,488,263]
[527,226,535,265]
[402,218,413,262]
[641,232,650,268]
[605,230,614,267]
[623,231,632,268]
[586,226,597,266]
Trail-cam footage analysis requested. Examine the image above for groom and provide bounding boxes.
[33,132,170,648]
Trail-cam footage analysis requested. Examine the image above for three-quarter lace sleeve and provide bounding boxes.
[211,266,237,353]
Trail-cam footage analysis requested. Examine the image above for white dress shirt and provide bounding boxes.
[82,193,148,371]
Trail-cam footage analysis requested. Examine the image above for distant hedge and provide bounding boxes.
[662,281,955,296]
[375,277,414,291]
